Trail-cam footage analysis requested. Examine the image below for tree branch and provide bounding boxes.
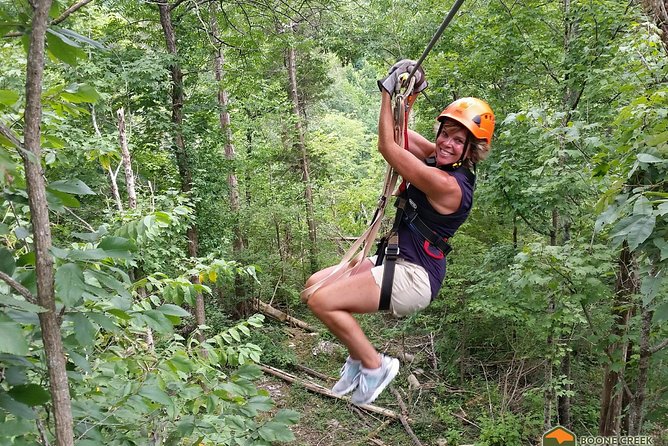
[502,190,551,237]
[51,0,95,26]
[0,271,37,304]
[0,122,23,150]
[3,0,94,38]
[650,338,668,355]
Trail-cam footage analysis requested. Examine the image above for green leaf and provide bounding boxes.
[16,252,35,267]
[143,310,173,333]
[653,301,668,323]
[139,384,172,406]
[633,196,653,216]
[68,313,97,346]
[98,236,136,253]
[14,227,30,240]
[644,131,668,146]
[610,214,656,251]
[46,189,81,212]
[0,413,35,433]
[86,312,118,333]
[5,367,27,386]
[272,409,301,425]
[157,304,190,317]
[229,327,241,342]
[0,392,36,419]
[49,179,95,195]
[89,271,132,301]
[107,308,132,321]
[258,421,295,442]
[0,322,29,355]
[654,238,668,261]
[0,247,16,275]
[0,90,19,106]
[56,28,107,50]
[46,29,86,65]
[637,153,666,164]
[0,295,46,313]
[8,384,50,406]
[658,201,668,217]
[246,395,274,413]
[61,83,101,104]
[55,263,85,307]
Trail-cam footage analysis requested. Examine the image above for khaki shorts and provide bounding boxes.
[368,256,432,317]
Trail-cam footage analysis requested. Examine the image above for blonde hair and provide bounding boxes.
[437,120,491,167]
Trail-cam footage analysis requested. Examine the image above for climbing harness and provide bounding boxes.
[300,0,468,305]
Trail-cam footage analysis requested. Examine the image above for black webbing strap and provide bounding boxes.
[378,197,407,311]
[379,233,399,311]
[403,199,452,255]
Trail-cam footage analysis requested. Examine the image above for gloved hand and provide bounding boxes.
[378,59,428,95]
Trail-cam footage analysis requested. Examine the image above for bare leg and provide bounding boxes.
[307,260,382,369]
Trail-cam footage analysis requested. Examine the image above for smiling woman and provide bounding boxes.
[303,59,496,406]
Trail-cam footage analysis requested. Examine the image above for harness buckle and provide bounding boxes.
[385,245,400,258]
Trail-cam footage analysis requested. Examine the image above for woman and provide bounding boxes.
[304,60,494,405]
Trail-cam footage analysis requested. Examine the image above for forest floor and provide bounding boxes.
[255,314,477,446]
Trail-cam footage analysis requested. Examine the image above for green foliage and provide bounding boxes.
[477,414,523,446]
[2,0,668,442]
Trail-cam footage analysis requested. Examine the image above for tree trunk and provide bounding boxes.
[23,1,74,444]
[92,106,123,212]
[117,107,137,210]
[641,0,668,51]
[558,352,572,428]
[599,243,636,436]
[210,4,244,253]
[629,305,652,435]
[158,2,205,335]
[286,44,318,273]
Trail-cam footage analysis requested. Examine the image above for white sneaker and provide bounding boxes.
[351,355,399,405]
[331,357,361,396]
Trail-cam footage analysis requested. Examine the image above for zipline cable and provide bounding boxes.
[300,0,466,303]
[406,0,466,85]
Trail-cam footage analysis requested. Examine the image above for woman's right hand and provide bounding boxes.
[377,59,428,95]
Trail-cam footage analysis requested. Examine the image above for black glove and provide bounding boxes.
[378,59,428,95]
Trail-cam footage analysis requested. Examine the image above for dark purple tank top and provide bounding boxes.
[397,167,475,299]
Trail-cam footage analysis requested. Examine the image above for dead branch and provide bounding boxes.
[390,387,423,446]
[258,364,401,420]
[453,408,481,429]
[255,299,319,332]
[365,419,392,443]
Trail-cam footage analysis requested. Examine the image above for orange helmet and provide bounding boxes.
[437,97,495,145]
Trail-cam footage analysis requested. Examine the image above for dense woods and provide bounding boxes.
[0,0,666,445]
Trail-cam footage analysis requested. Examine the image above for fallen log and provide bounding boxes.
[255,299,319,333]
[259,363,401,420]
[293,363,332,382]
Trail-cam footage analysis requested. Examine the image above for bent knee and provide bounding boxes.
[307,290,328,314]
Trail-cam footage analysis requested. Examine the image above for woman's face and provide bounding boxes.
[435,124,468,165]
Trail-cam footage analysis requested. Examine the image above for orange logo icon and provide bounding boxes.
[542,426,576,446]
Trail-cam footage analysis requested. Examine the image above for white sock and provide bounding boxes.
[347,357,361,365]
